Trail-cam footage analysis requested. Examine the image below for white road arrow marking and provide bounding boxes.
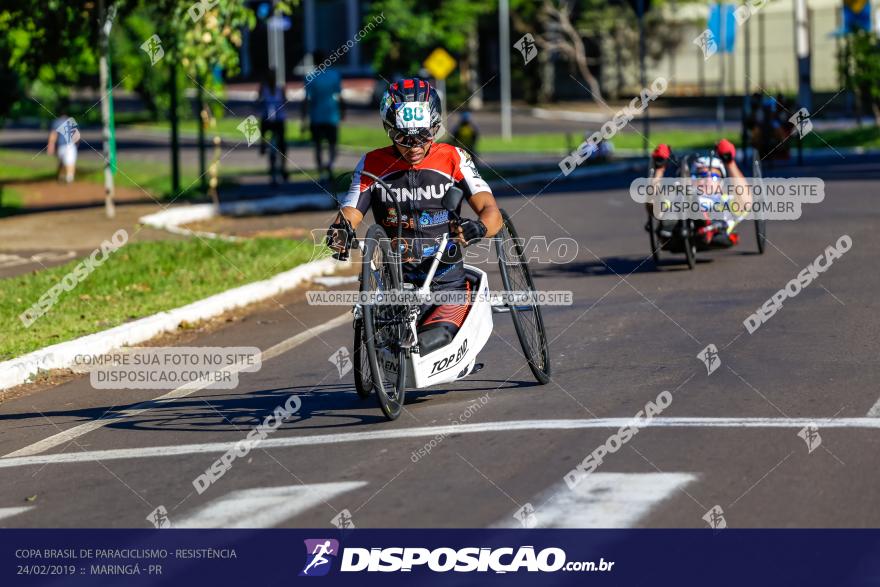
[0,506,35,523]
[500,473,695,529]
[541,472,689,528]
[175,482,366,529]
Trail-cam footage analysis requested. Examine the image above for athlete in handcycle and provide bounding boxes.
[326,77,550,419]
[644,139,766,269]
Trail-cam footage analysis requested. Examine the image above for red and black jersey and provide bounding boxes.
[342,143,491,284]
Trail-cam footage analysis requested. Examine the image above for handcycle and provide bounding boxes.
[337,171,551,420]
[645,151,767,269]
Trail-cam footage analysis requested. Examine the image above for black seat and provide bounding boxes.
[416,271,480,354]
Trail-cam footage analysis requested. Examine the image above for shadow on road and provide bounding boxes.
[538,254,711,277]
[0,377,542,437]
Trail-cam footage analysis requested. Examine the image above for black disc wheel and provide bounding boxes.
[495,209,551,384]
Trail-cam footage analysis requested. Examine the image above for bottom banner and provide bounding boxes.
[2,529,879,586]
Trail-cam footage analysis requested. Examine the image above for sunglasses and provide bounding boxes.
[692,170,722,180]
[388,128,433,148]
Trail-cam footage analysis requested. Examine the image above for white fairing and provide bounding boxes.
[407,265,493,389]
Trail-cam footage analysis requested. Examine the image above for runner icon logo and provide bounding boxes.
[513,503,539,528]
[702,505,727,530]
[331,509,356,530]
[798,424,822,453]
[300,539,340,576]
[697,344,721,375]
[329,347,352,378]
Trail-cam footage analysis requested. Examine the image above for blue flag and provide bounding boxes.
[708,4,737,53]
[843,0,872,32]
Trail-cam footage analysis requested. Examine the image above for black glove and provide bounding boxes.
[457,218,487,245]
[325,221,355,260]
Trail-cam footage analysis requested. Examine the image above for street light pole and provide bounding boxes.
[794,0,812,111]
[742,9,751,164]
[717,1,726,134]
[638,0,649,156]
[98,0,117,219]
[499,0,512,141]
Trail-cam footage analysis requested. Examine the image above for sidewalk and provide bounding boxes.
[0,204,183,279]
[4,179,153,211]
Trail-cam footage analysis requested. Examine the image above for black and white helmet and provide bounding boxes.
[379,78,442,147]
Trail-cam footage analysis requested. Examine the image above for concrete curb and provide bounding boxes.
[0,256,344,392]
[489,159,644,188]
[139,204,228,240]
[219,194,335,216]
[140,195,335,240]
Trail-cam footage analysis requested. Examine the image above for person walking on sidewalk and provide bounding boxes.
[47,109,80,183]
[301,50,345,183]
[259,68,289,183]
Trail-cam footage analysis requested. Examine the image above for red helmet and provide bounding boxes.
[380,78,442,147]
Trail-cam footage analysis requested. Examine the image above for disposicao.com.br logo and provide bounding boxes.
[299,540,614,576]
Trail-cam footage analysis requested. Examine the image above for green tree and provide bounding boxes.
[839,29,880,124]
[365,0,494,105]
[0,0,107,118]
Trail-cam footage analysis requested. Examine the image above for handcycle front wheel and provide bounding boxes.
[352,319,372,399]
[495,209,551,384]
[752,154,767,254]
[682,219,696,270]
[646,164,661,266]
[360,224,408,420]
[646,212,660,265]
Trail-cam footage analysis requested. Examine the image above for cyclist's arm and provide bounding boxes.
[328,155,370,252]
[646,160,667,214]
[336,206,363,230]
[724,159,752,210]
[466,192,502,237]
[452,146,501,240]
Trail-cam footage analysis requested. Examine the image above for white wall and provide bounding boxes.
[608,0,846,95]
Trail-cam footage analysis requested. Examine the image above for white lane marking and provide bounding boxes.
[1,417,878,469]
[0,506,35,522]
[3,313,351,459]
[312,275,359,287]
[867,398,880,418]
[175,482,365,529]
[501,473,695,528]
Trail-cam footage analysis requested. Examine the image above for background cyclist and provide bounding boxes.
[649,139,752,247]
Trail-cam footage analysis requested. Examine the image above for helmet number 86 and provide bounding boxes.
[401,106,424,122]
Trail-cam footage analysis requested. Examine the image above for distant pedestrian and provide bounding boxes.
[47,110,80,183]
[259,68,289,182]
[452,111,479,157]
[302,50,344,182]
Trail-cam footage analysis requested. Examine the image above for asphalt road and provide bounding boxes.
[0,156,878,530]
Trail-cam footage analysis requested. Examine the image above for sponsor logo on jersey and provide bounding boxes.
[419,210,449,226]
[382,207,414,229]
[377,181,453,203]
[422,243,439,256]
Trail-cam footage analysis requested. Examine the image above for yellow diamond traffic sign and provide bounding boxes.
[423,48,457,81]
